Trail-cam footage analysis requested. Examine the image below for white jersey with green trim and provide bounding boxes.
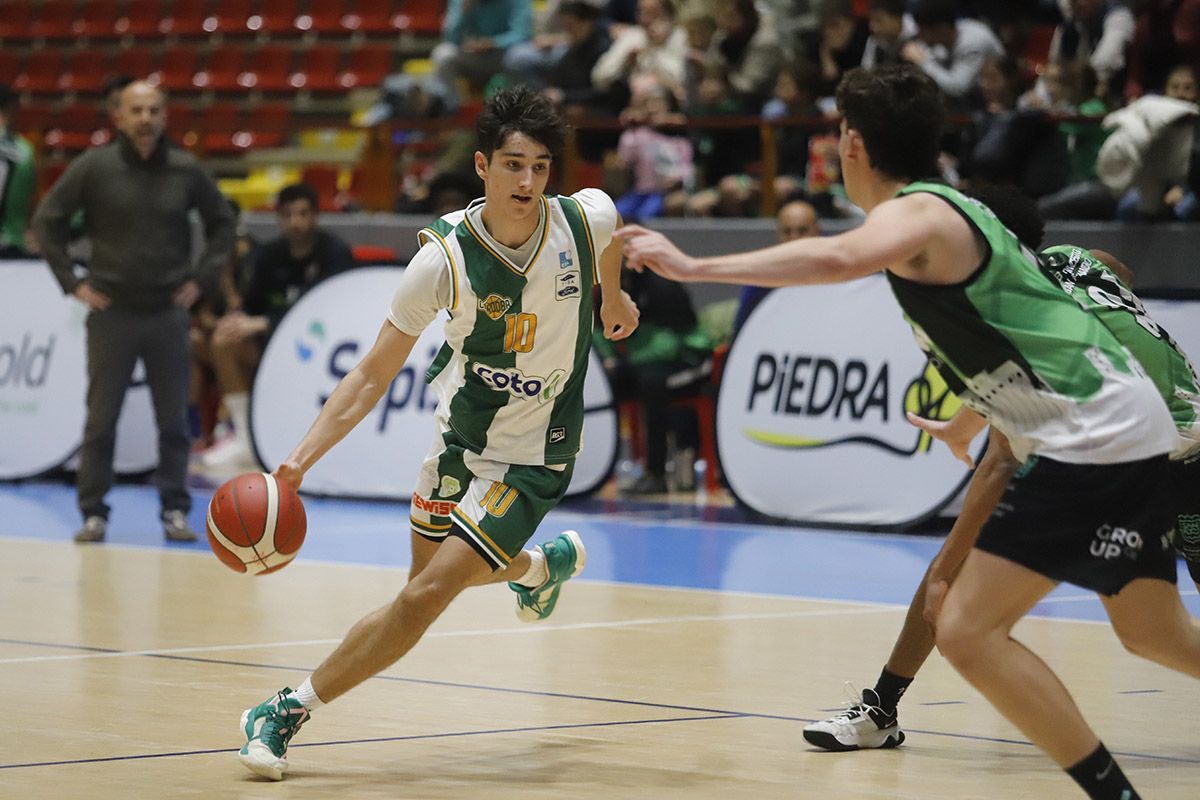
[388,188,617,466]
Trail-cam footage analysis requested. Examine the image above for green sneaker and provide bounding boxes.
[508,530,586,622]
[238,688,310,780]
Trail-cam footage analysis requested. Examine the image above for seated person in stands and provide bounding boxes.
[596,267,713,494]
[732,199,820,336]
[198,182,356,468]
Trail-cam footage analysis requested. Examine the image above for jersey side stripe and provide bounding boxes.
[418,227,460,312]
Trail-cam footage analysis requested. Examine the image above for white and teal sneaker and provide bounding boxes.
[238,688,310,780]
[509,530,586,622]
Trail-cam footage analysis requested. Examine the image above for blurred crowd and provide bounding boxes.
[389,0,1200,223]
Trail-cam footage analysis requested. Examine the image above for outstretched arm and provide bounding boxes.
[275,321,418,489]
[615,194,945,287]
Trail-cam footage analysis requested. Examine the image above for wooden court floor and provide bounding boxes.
[2,536,1199,799]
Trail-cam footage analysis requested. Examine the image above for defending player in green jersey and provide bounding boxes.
[618,64,1200,800]
[235,85,640,781]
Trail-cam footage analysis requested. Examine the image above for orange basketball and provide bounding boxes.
[206,472,306,575]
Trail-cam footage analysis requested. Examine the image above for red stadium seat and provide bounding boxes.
[301,164,342,211]
[166,101,199,142]
[342,0,402,34]
[113,47,158,82]
[44,104,109,152]
[59,51,112,94]
[18,101,56,138]
[395,0,444,35]
[194,45,246,91]
[240,45,295,92]
[15,51,65,94]
[291,45,342,92]
[0,3,35,42]
[249,0,302,35]
[0,51,19,84]
[115,0,167,37]
[337,44,394,89]
[299,0,349,34]
[77,0,122,39]
[246,102,291,147]
[200,103,265,153]
[30,0,77,41]
[204,0,254,35]
[162,0,211,37]
[154,47,202,92]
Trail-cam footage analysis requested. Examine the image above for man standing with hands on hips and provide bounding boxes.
[33,81,235,544]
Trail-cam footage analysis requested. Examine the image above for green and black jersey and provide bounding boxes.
[1040,244,1200,460]
[885,181,1176,464]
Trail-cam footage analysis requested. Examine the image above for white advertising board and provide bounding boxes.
[251,267,616,500]
[718,276,982,528]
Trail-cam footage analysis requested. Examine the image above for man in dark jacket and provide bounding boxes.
[33,81,235,544]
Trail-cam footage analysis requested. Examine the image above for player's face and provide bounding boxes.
[477,132,552,220]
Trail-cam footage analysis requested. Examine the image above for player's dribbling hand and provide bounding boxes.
[601,289,640,341]
[274,461,304,492]
[614,225,698,282]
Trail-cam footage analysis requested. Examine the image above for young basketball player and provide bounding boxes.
[236,85,640,780]
[802,185,1200,760]
[617,64,1200,800]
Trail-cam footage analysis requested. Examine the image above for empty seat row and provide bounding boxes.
[0,0,444,42]
[2,44,400,95]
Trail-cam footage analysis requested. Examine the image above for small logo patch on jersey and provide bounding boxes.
[438,475,462,498]
[559,250,573,269]
[549,427,566,444]
[1180,514,1200,541]
[556,272,581,300]
[479,294,513,321]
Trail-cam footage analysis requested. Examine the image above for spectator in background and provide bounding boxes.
[592,0,689,111]
[902,0,1005,109]
[431,0,533,113]
[613,82,694,220]
[708,0,784,111]
[597,267,713,494]
[801,0,870,97]
[958,54,1069,198]
[862,0,916,68]
[200,182,356,468]
[526,1,615,114]
[1125,0,1200,101]
[1048,0,1135,101]
[1102,62,1200,220]
[0,84,36,259]
[32,81,235,544]
[732,198,821,336]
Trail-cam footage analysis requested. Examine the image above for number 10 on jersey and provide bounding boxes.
[504,313,537,353]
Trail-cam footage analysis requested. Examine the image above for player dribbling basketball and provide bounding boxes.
[236,85,639,780]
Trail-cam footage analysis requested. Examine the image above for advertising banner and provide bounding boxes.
[251,267,617,500]
[0,262,89,479]
[718,277,982,528]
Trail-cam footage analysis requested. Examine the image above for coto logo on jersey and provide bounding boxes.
[479,294,513,321]
[471,363,565,404]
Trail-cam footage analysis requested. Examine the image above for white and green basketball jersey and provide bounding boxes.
[414,191,610,465]
[1040,245,1200,459]
[886,181,1176,464]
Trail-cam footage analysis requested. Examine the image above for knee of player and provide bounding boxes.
[932,611,984,669]
[395,574,462,617]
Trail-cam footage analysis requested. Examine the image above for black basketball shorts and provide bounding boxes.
[975,454,1176,595]
[1169,454,1200,583]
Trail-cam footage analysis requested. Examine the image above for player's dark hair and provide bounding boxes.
[968,184,1045,250]
[836,64,944,181]
[476,84,569,162]
[276,182,320,211]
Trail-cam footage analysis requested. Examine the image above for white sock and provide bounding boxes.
[513,548,547,588]
[291,676,324,710]
[224,392,250,444]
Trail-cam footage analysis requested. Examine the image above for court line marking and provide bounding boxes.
[0,714,745,770]
[2,638,1198,767]
[0,605,906,665]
